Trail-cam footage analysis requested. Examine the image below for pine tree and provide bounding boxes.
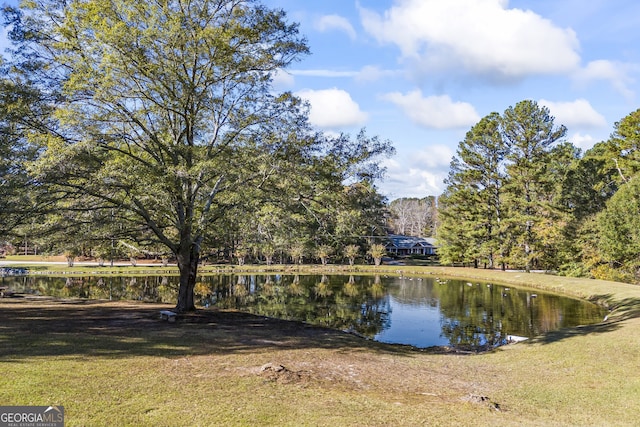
[501,100,566,271]
[437,113,506,268]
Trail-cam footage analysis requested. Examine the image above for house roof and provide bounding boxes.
[386,235,436,249]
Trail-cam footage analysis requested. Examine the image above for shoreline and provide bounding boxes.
[1,268,639,425]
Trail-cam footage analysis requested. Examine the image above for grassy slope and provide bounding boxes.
[0,266,639,426]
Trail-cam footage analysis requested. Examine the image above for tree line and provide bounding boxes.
[387,196,437,237]
[0,0,394,311]
[437,100,640,284]
[2,0,639,315]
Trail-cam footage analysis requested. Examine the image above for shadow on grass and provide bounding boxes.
[526,294,640,346]
[0,298,416,362]
[591,294,640,321]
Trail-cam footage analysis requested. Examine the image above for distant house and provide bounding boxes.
[385,235,437,256]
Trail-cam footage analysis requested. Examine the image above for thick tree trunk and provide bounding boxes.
[175,245,199,313]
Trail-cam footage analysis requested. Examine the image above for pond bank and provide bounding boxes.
[3,262,635,314]
[1,267,640,425]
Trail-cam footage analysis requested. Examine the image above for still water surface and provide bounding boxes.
[1,274,607,350]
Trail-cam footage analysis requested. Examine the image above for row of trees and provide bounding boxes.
[4,0,638,313]
[437,100,640,283]
[0,0,394,311]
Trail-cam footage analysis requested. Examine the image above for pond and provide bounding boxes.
[1,274,607,350]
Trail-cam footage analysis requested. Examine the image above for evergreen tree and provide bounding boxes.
[556,142,618,276]
[501,100,566,271]
[588,109,640,282]
[438,104,640,279]
[605,108,640,183]
[437,113,506,268]
[596,176,640,283]
[437,175,481,266]
[535,142,580,270]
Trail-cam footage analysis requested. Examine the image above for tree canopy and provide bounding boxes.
[439,100,568,271]
[0,57,52,236]
[2,0,393,310]
[438,104,640,283]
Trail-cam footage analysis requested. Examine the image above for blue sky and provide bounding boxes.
[2,0,639,200]
[268,0,640,199]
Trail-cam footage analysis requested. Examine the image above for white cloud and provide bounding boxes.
[290,66,400,83]
[539,98,607,128]
[315,14,357,40]
[359,0,580,81]
[412,145,455,168]
[295,88,368,129]
[573,60,636,100]
[382,90,480,129]
[380,146,454,198]
[569,132,597,151]
[381,158,447,198]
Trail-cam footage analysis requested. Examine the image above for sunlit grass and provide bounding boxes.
[1,266,639,425]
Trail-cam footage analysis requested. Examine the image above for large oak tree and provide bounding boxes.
[0,58,52,237]
[4,0,392,311]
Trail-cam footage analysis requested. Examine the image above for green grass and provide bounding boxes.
[1,265,640,426]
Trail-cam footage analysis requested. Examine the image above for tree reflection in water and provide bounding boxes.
[2,274,606,350]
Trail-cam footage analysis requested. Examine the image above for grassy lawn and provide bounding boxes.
[1,266,639,426]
